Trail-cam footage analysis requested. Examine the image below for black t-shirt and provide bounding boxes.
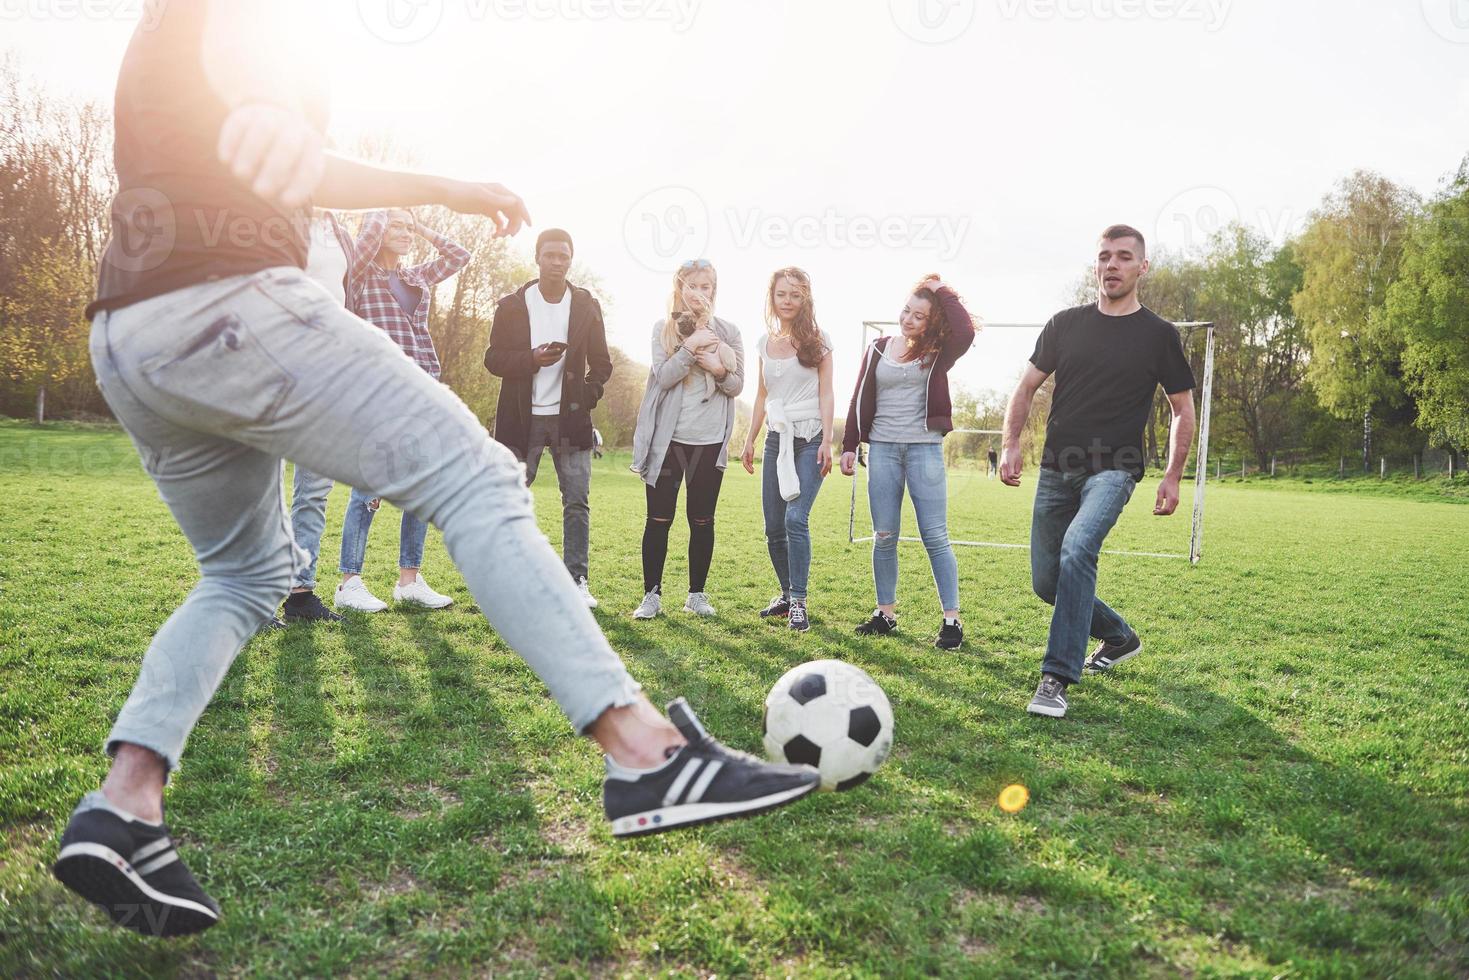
[89,2,329,316]
[1029,304,1196,480]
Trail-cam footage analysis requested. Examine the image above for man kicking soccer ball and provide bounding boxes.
[53,0,818,939]
[999,224,1197,719]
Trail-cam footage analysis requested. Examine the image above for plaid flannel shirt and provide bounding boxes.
[348,211,470,378]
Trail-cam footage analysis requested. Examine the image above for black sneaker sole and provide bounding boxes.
[610,780,819,838]
[54,844,219,937]
[1084,641,1143,674]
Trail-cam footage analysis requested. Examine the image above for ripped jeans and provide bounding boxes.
[88,268,642,771]
[866,440,960,612]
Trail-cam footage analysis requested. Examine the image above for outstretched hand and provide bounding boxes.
[441,180,532,237]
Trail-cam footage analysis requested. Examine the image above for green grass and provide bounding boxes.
[1,419,1466,978]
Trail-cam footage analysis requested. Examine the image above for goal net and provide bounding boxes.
[845,321,1217,564]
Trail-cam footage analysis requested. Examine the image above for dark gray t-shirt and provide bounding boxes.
[1030,304,1196,479]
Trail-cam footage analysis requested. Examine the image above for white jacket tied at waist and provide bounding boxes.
[766,395,823,501]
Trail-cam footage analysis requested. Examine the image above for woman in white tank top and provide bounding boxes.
[739,267,835,632]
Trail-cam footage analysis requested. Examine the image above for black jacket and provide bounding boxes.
[485,280,612,456]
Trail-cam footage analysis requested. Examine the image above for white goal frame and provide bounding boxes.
[846,321,1216,565]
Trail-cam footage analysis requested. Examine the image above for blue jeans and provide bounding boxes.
[338,487,429,575]
[289,465,333,590]
[89,268,641,770]
[761,431,824,601]
[867,441,959,612]
[1031,467,1137,683]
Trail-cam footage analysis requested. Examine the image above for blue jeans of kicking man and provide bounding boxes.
[761,430,824,601]
[867,441,960,612]
[1031,466,1137,684]
[338,487,429,576]
[89,268,642,771]
[289,464,333,590]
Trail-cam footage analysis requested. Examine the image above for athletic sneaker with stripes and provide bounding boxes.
[52,792,220,937]
[603,699,821,837]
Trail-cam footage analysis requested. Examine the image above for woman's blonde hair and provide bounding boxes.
[660,260,719,355]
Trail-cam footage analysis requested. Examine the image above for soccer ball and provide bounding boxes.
[762,659,894,791]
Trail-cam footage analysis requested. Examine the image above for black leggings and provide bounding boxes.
[643,441,726,594]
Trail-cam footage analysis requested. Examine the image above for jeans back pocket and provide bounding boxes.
[138,313,297,431]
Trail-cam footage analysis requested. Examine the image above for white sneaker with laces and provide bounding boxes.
[576,576,598,609]
[684,592,716,617]
[335,577,388,613]
[393,573,453,609]
[632,591,661,620]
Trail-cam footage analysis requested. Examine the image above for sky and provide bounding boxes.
[4,0,1468,401]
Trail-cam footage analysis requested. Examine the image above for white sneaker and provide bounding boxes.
[392,573,454,609]
[684,592,716,617]
[632,591,661,620]
[576,576,598,609]
[335,577,388,613]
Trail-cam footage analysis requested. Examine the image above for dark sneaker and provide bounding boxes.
[603,698,820,837]
[788,600,810,632]
[259,617,287,633]
[1084,633,1142,674]
[52,792,220,937]
[935,619,964,650]
[282,591,345,623]
[854,610,897,636]
[760,595,791,618]
[1026,674,1070,718]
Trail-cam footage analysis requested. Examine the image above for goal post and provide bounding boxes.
[845,320,1217,564]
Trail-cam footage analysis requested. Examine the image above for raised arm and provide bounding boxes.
[409,223,471,286]
[1154,389,1197,516]
[347,210,387,283]
[999,363,1050,486]
[933,286,977,371]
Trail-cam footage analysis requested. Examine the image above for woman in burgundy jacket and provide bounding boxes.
[839,276,977,650]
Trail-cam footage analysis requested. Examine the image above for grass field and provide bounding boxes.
[2,420,1467,978]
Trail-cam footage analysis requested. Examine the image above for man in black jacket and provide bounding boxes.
[486,229,612,608]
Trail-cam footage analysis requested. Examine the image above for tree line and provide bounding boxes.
[3,66,1466,475]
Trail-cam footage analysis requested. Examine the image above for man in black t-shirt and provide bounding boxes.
[999,224,1197,719]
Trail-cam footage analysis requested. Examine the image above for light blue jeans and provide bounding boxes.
[1030,466,1137,683]
[89,268,642,770]
[337,487,429,575]
[289,465,333,590]
[761,430,825,601]
[866,440,960,612]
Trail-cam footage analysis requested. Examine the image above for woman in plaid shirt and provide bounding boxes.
[334,209,472,613]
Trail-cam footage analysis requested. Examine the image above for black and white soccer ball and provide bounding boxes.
[762,659,894,791]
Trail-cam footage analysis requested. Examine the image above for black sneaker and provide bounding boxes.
[1084,633,1142,673]
[1026,674,1070,718]
[854,610,897,636]
[259,617,287,633]
[283,590,345,623]
[759,595,791,618]
[52,792,220,937]
[788,600,810,632]
[603,699,820,837]
[935,618,964,650]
